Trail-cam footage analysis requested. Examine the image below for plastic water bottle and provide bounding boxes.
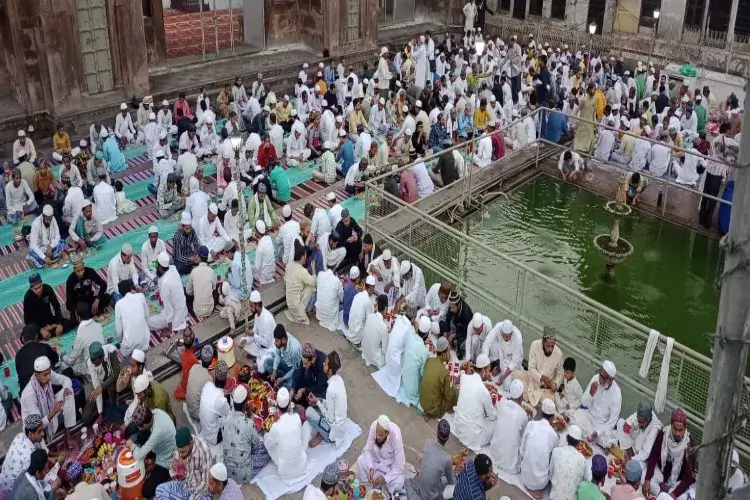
[353,479,360,500]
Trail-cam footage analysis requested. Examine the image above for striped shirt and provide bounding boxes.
[173,227,200,267]
[453,462,486,500]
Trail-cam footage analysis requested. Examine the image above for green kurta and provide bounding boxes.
[419,357,459,418]
[149,380,176,423]
[694,104,708,132]
[635,74,646,102]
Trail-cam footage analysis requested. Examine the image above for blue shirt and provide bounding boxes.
[102,137,126,172]
[457,114,473,138]
[542,110,569,143]
[342,281,358,326]
[336,140,355,176]
[273,332,302,381]
[453,462,485,500]
[229,252,254,300]
[324,66,336,86]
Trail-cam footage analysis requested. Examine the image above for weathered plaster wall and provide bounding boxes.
[416,0,462,25]
[322,0,378,55]
[265,0,299,45]
[656,0,687,43]
[5,0,50,113]
[114,0,150,97]
[145,0,168,69]
[298,0,324,50]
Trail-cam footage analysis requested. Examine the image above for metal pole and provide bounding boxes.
[229,0,235,54]
[699,0,711,43]
[214,0,220,56]
[200,0,206,60]
[695,80,750,500]
[726,0,739,50]
[235,146,251,338]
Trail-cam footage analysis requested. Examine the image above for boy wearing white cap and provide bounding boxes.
[570,359,622,449]
[140,225,166,282]
[20,356,76,448]
[548,423,587,499]
[453,354,497,451]
[115,103,136,146]
[490,379,529,474]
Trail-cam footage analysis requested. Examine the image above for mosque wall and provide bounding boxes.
[265,0,300,44]
[298,0,325,49]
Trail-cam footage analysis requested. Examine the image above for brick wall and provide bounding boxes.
[164,8,244,58]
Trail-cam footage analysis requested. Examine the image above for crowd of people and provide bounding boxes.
[0,4,746,498]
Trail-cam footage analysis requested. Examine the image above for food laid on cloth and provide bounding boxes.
[609,457,625,478]
[485,383,501,407]
[551,415,567,432]
[62,429,126,487]
[577,440,594,457]
[246,372,280,433]
[367,489,386,500]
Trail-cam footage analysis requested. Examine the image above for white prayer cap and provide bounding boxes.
[222,149,231,159]
[133,374,150,394]
[255,219,266,235]
[162,99,169,106]
[100,127,109,137]
[512,109,520,117]
[475,354,491,369]
[180,212,192,226]
[131,349,146,363]
[319,62,324,68]
[509,379,524,399]
[121,243,133,255]
[490,95,496,102]
[377,414,391,431]
[79,139,88,147]
[380,46,388,55]
[732,449,740,467]
[487,120,497,127]
[541,49,547,56]
[208,203,219,215]
[602,360,617,377]
[303,63,309,69]
[67,150,78,160]
[291,109,298,116]
[400,260,411,275]
[314,84,321,91]
[81,199,92,209]
[668,124,678,133]
[210,463,228,482]
[405,128,413,135]
[472,313,484,328]
[363,79,369,85]
[382,249,392,260]
[282,204,292,217]
[624,70,630,76]
[511,34,517,40]
[326,192,336,201]
[339,129,347,137]
[148,225,158,234]
[529,33,534,37]
[365,274,377,286]
[349,266,360,279]
[42,205,54,216]
[233,385,248,404]
[556,47,560,52]
[250,290,262,303]
[563,43,568,49]
[159,130,168,140]
[154,149,165,159]
[120,103,127,110]
[277,387,290,407]
[568,424,583,441]
[696,94,703,102]
[17,129,25,137]
[417,316,431,333]
[500,319,513,334]
[402,105,409,113]
[34,356,51,372]
[681,94,690,103]
[206,115,215,124]
[157,251,170,268]
[336,115,343,123]
[283,94,290,101]
[541,398,556,415]
[322,99,328,108]
[379,97,386,105]
[415,100,422,108]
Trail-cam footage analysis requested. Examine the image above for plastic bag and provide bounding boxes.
[678,64,697,77]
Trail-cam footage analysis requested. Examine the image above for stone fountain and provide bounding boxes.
[594,178,634,278]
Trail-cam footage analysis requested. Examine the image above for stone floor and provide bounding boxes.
[157,317,527,499]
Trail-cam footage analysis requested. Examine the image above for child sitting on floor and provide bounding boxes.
[115,180,137,215]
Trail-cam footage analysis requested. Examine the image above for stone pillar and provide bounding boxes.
[508,0,514,18]
[565,0,588,29]
[726,0,739,49]
[524,0,530,19]
[655,0,686,42]
[612,0,641,34]
[114,0,150,97]
[601,0,615,33]
[322,0,377,54]
[542,0,551,19]
[145,0,168,69]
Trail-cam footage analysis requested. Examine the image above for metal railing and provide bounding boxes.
[361,112,749,463]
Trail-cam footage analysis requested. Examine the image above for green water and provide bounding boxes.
[464,174,724,357]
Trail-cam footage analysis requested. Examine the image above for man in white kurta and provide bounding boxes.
[106,244,139,298]
[519,398,559,492]
[200,366,231,448]
[481,319,523,389]
[463,1,477,35]
[148,251,189,332]
[195,203,232,261]
[368,249,400,305]
[140,226,166,283]
[616,401,663,472]
[20,357,76,447]
[239,291,277,371]
[418,282,451,328]
[398,260,426,309]
[372,308,413,398]
[115,281,151,357]
[414,38,428,89]
[277,206,301,266]
[464,312,492,362]
[453,354,497,452]
[473,133,493,167]
[514,333,564,406]
[315,253,344,331]
[571,360,622,449]
[490,379,528,474]
[361,295,389,369]
[345,276,375,346]
[115,104,136,143]
[92,179,117,225]
[355,415,406,494]
[252,220,277,285]
[264,388,309,484]
[0,414,60,499]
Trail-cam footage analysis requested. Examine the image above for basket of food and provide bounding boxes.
[366,489,385,500]
[577,441,593,457]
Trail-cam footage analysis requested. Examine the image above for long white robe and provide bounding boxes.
[490,398,529,474]
[474,136,493,167]
[372,315,410,398]
[140,238,166,281]
[93,181,117,224]
[242,307,277,367]
[253,235,277,285]
[263,412,310,484]
[115,292,151,356]
[345,290,373,345]
[355,420,406,493]
[570,376,622,448]
[414,44,428,89]
[519,419,558,491]
[368,255,400,301]
[361,311,389,369]
[277,220,301,266]
[195,214,232,257]
[148,265,189,331]
[400,263,426,308]
[481,324,523,374]
[630,139,651,172]
[616,411,663,468]
[315,269,343,331]
[453,372,497,452]
[463,2,477,33]
[464,314,492,362]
